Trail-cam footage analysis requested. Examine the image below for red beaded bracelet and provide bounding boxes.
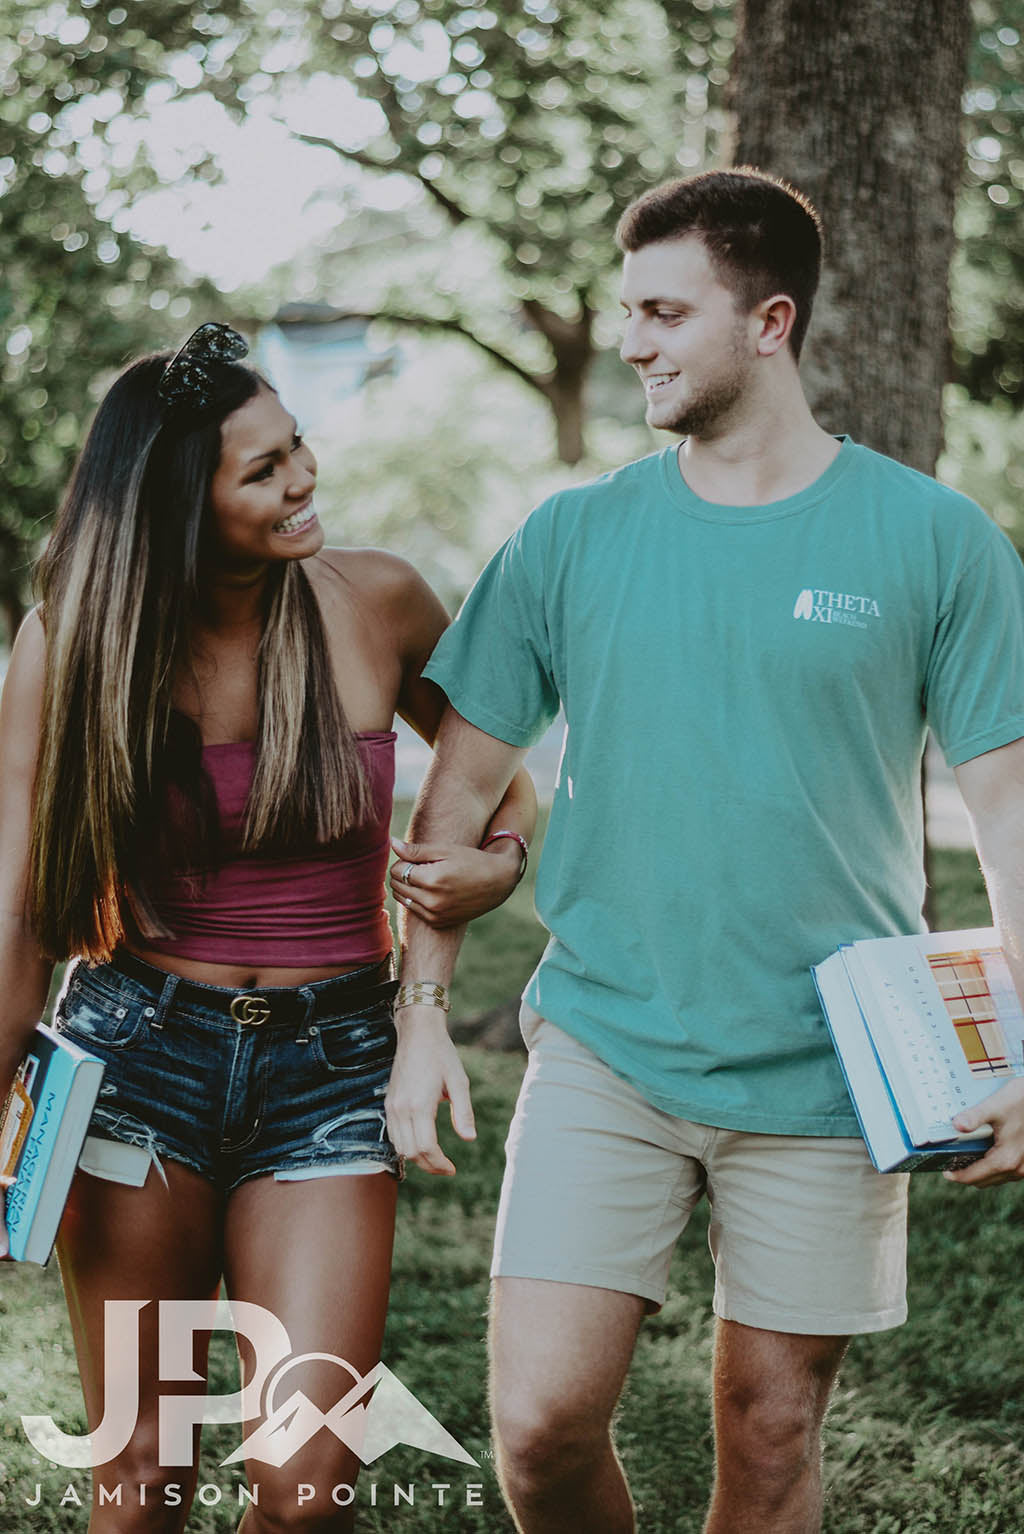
[481,829,529,882]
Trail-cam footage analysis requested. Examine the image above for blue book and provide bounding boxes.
[812,928,1020,1172]
[1,1024,103,1264]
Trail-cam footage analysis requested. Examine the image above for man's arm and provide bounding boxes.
[381,552,538,925]
[945,736,1024,1186]
[386,707,528,1175]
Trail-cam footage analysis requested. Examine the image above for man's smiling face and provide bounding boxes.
[619,234,755,439]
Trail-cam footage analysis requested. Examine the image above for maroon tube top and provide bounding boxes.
[142,731,396,966]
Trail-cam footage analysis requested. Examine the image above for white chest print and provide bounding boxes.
[792,587,882,629]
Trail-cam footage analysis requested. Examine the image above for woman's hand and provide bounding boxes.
[389,835,525,927]
[385,1006,476,1175]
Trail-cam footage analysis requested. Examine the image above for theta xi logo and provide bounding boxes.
[793,587,881,628]
[22,1300,477,1471]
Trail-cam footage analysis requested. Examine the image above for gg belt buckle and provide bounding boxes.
[230,993,271,1026]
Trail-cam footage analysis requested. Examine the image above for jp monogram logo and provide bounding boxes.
[229,994,271,1025]
[22,1301,477,1471]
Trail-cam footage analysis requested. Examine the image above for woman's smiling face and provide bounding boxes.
[205,385,321,570]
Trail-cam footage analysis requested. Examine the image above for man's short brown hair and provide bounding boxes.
[616,168,823,359]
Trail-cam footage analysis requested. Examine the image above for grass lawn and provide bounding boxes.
[2,838,1022,1530]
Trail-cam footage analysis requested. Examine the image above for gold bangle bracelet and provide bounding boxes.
[395,981,451,1013]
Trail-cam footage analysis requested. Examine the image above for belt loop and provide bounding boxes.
[149,970,179,1032]
[296,986,316,1043]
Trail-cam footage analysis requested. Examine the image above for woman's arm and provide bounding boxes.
[389,563,538,927]
[391,743,537,928]
[0,613,58,1254]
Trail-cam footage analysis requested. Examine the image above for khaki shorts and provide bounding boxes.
[491,1013,909,1334]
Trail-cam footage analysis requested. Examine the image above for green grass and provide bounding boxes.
[2,843,1020,1530]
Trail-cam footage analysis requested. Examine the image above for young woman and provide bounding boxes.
[0,323,534,1531]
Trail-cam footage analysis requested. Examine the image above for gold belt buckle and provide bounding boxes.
[230,993,271,1026]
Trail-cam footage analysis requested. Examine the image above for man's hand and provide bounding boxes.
[389,836,524,928]
[945,1077,1024,1187]
[385,1006,476,1176]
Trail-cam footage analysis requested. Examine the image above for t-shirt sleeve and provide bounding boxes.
[423,510,561,748]
[924,517,1024,767]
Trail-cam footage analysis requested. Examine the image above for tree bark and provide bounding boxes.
[523,299,595,466]
[730,0,971,475]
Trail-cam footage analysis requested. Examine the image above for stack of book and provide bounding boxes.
[813,928,1024,1172]
[1,1024,103,1264]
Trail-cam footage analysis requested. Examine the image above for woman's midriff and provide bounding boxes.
[119,940,377,990]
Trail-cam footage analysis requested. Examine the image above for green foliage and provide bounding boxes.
[198,0,733,299]
[160,0,736,461]
[941,385,1024,547]
[928,843,993,931]
[954,2,1024,408]
[0,2,222,634]
[3,0,1024,606]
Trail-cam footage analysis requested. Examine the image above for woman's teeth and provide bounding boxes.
[274,504,315,534]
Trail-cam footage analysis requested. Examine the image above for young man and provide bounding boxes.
[386,169,1024,1533]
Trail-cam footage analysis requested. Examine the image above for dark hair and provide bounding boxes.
[616,167,823,359]
[32,351,369,961]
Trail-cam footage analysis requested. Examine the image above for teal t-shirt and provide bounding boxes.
[424,439,1024,1134]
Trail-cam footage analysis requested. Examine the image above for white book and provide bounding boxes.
[812,928,1023,1172]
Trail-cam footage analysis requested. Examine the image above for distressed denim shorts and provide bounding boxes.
[54,949,401,1194]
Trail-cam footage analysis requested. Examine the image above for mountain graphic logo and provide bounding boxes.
[221,1354,478,1470]
[793,588,814,620]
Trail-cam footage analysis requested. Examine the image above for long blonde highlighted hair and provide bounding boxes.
[30,353,369,961]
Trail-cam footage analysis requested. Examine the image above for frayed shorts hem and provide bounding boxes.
[79,1131,400,1195]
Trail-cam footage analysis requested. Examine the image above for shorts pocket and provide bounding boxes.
[309,1003,397,1076]
[54,975,149,1051]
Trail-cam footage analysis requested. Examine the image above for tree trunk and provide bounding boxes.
[546,373,588,466]
[731,0,970,475]
[523,298,595,465]
[730,0,971,927]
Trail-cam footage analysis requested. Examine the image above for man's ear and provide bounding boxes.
[754,293,797,356]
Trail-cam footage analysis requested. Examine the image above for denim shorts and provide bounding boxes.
[54,949,401,1194]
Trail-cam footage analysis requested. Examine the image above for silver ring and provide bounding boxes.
[403,862,416,885]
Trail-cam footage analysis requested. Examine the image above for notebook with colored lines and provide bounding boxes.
[812,928,1024,1172]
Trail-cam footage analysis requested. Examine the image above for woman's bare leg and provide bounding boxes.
[224,1171,398,1533]
[56,1161,224,1533]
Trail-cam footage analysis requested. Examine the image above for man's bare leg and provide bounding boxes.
[489,1277,645,1534]
[704,1319,849,1534]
